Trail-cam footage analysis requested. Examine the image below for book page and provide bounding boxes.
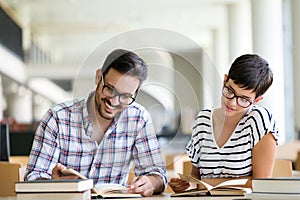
[94,183,127,194]
[60,168,141,198]
[178,173,248,191]
[214,179,248,188]
[92,183,141,198]
[177,173,214,191]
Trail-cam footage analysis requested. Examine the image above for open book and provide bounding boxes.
[92,183,141,199]
[61,168,141,198]
[171,173,251,196]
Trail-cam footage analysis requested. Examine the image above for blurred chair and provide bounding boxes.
[272,159,293,177]
[9,156,29,166]
[0,162,24,196]
[182,160,193,176]
[295,151,300,171]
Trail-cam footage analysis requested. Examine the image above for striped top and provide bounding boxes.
[186,105,279,178]
[25,92,167,187]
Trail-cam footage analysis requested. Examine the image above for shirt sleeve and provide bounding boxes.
[131,109,167,189]
[247,106,279,147]
[25,109,60,181]
[186,111,204,168]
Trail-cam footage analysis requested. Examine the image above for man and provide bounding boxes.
[25,49,167,196]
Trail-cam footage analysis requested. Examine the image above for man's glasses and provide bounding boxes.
[222,85,254,108]
[101,76,136,105]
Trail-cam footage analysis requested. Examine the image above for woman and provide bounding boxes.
[169,54,279,192]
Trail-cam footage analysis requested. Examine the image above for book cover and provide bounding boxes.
[15,179,93,192]
[16,190,91,200]
[245,192,300,200]
[252,177,300,194]
[171,173,251,196]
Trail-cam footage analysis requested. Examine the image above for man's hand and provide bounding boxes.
[51,163,79,180]
[129,175,164,197]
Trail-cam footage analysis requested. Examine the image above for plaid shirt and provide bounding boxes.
[25,92,167,187]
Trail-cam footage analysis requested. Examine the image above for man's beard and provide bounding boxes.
[95,96,121,120]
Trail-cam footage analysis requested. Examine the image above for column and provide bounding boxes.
[202,47,222,108]
[282,0,295,141]
[291,0,300,139]
[252,0,286,143]
[33,94,52,122]
[6,84,33,123]
[228,0,252,61]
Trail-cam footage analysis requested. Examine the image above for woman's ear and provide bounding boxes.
[253,96,264,105]
[223,74,228,84]
[95,69,102,85]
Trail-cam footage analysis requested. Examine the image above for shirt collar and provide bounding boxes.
[83,91,125,137]
[82,91,94,136]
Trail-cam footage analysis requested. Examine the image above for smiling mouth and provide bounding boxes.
[225,104,235,112]
[103,99,114,110]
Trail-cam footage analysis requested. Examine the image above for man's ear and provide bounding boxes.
[95,69,102,85]
[136,87,141,94]
[253,96,263,105]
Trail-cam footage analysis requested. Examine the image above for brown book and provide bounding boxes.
[171,173,251,197]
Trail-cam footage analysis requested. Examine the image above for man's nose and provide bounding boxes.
[109,95,120,106]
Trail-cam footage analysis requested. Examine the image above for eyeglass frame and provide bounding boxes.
[222,85,255,108]
[100,75,137,105]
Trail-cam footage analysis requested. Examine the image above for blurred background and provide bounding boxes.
[0,0,300,161]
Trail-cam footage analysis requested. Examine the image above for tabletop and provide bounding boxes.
[0,193,249,200]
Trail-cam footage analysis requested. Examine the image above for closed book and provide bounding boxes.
[252,178,300,194]
[17,190,91,200]
[245,192,300,199]
[15,179,93,193]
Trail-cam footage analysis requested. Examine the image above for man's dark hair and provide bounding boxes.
[226,54,273,98]
[102,49,148,85]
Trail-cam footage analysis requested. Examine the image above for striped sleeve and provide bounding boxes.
[246,106,279,147]
[186,109,212,168]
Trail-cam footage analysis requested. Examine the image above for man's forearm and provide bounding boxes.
[148,174,165,194]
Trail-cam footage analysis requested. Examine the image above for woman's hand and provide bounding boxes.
[168,178,190,193]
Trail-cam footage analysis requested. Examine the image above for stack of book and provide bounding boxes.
[245,177,300,199]
[15,179,93,200]
[15,168,141,199]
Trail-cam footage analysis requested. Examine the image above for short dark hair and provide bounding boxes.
[226,54,273,98]
[102,49,148,85]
